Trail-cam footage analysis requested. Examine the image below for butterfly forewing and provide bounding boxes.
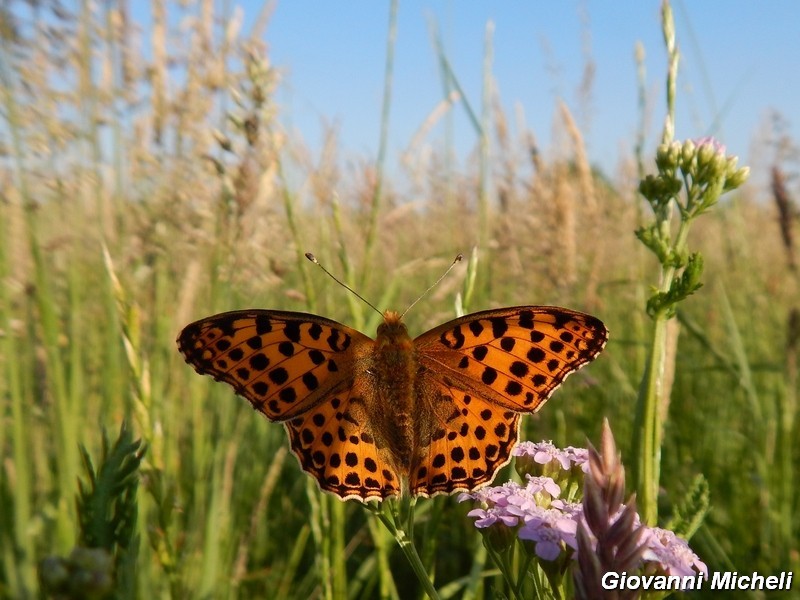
[177,310,369,421]
[414,306,608,414]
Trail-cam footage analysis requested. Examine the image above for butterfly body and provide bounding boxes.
[178,306,608,501]
[361,310,418,475]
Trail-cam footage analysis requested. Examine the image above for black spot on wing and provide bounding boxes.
[490,317,508,338]
[518,310,534,329]
[468,320,484,337]
[308,322,323,340]
[283,321,302,343]
[448,326,466,349]
[255,315,272,335]
[309,349,325,365]
[249,353,269,371]
[472,346,488,361]
[327,329,351,352]
[553,312,573,330]
[527,347,545,363]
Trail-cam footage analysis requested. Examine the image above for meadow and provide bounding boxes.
[0,1,798,598]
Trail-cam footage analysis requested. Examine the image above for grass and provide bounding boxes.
[1,1,799,598]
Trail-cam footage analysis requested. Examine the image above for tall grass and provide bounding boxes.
[0,1,798,598]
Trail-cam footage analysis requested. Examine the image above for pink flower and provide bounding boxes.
[514,440,573,470]
[641,528,708,578]
[518,506,580,560]
[692,136,726,155]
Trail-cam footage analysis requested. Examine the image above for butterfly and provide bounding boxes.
[177,303,608,501]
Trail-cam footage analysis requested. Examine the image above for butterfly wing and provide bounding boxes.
[409,377,521,497]
[414,306,608,413]
[409,306,608,496]
[177,309,402,500]
[283,382,402,500]
[178,309,366,421]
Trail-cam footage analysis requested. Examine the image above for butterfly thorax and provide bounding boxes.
[369,310,418,472]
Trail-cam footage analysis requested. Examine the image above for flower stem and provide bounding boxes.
[371,501,442,600]
[634,215,692,524]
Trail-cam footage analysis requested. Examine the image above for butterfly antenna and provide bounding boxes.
[305,253,383,317]
[400,254,463,319]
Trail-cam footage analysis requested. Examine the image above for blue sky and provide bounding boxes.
[252,1,798,182]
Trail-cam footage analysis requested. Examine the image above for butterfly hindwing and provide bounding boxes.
[284,381,402,500]
[177,310,371,421]
[410,377,520,497]
[414,306,608,414]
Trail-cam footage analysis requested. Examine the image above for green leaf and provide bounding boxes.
[664,475,711,540]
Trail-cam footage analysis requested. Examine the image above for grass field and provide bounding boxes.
[1,2,798,599]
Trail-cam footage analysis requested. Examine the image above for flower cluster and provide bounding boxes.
[641,528,708,578]
[460,437,707,596]
[514,440,589,503]
[643,136,749,206]
[513,440,589,474]
[460,475,580,560]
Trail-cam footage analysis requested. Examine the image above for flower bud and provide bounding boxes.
[666,175,683,197]
[680,139,696,167]
[638,175,657,199]
[514,453,539,479]
[482,522,517,552]
[696,142,716,169]
[724,166,750,190]
[655,143,673,170]
[710,153,728,179]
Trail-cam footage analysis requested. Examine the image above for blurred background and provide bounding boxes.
[1,1,798,598]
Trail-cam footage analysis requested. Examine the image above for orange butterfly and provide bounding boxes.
[178,303,607,501]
